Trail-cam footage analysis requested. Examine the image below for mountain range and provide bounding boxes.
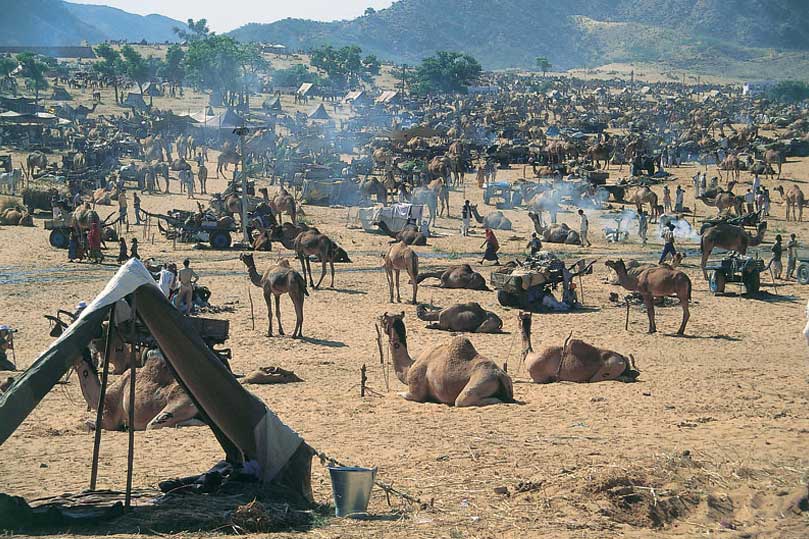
[0,0,181,46]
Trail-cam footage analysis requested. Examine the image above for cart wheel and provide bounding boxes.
[102,227,118,242]
[497,290,521,308]
[49,229,69,249]
[210,230,232,250]
[798,264,809,285]
[709,271,726,294]
[743,271,760,295]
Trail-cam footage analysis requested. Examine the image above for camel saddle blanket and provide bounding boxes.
[510,268,550,289]
[253,405,304,482]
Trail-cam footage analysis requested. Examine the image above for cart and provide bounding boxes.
[490,254,593,310]
[44,213,118,249]
[705,254,765,295]
[147,209,238,249]
[483,181,513,207]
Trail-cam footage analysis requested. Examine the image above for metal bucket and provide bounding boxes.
[328,466,376,517]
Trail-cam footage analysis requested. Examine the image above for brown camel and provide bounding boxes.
[416,264,488,290]
[73,350,202,430]
[428,178,450,216]
[242,366,303,385]
[519,312,639,383]
[269,187,297,224]
[216,150,242,177]
[587,142,611,170]
[605,259,692,335]
[293,230,349,289]
[416,303,503,333]
[627,186,660,218]
[764,149,783,179]
[266,222,312,249]
[375,220,427,245]
[775,185,805,221]
[0,207,34,226]
[241,254,307,338]
[379,312,514,406]
[699,222,767,279]
[383,241,419,304]
[699,183,744,215]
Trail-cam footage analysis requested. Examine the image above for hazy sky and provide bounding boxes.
[72,0,395,32]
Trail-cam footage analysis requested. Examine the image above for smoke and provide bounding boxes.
[657,215,700,241]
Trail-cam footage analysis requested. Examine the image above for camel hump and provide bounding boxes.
[446,336,479,359]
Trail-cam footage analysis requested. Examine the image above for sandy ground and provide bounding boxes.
[1,86,809,538]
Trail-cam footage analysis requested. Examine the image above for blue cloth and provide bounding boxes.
[659,242,677,264]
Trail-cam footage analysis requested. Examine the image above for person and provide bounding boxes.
[763,187,771,216]
[674,186,684,213]
[0,334,15,371]
[158,263,177,298]
[132,192,142,225]
[118,188,128,231]
[72,190,82,209]
[129,238,140,260]
[480,227,500,265]
[578,209,591,247]
[692,173,700,195]
[745,189,754,214]
[117,238,128,263]
[638,210,648,247]
[87,221,102,263]
[68,228,81,262]
[752,174,760,195]
[461,200,472,237]
[660,222,677,264]
[526,232,542,255]
[662,185,672,213]
[787,233,799,280]
[769,234,784,279]
[699,174,707,197]
[177,259,199,315]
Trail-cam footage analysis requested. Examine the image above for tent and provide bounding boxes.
[296,83,314,97]
[143,82,163,97]
[0,260,311,497]
[50,86,72,101]
[307,103,330,120]
[191,108,246,130]
[375,90,400,105]
[262,97,282,112]
[122,92,147,110]
[345,90,370,106]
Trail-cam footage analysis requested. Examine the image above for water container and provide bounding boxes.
[328,466,376,517]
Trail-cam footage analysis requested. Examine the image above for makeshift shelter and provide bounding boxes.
[307,103,330,120]
[0,260,312,500]
[262,97,282,112]
[345,90,370,107]
[191,108,246,130]
[143,82,163,97]
[375,90,401,105]
[296,83,314,98]
[50,86,72,101]
[122,92,148,110]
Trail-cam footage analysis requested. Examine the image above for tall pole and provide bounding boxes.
[89,307,115,491]
[124,295,137,509]
[235,126,250,243]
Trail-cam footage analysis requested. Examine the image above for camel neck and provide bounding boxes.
[614,267,638,290]
[388,328,414,385]
[520,318,534,360]
[77,362,102,413]
[245,263,263,287]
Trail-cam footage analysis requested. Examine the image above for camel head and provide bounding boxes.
[239,252,255,268]
[379,312,406,346]
[72,354,99,411]
[618,354,641,382]
[604,259,626,274]
[518,311,532,335]
[276,259,291,268]
[332,245,352,263]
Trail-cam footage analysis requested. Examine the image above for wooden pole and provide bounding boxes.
[360,364,367,397]
[578,274,584,306]
[625,297,631,331]
[124,296,137,509]
[89,307,115,491]
[247,283,256,331]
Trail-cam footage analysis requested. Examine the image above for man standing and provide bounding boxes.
[578,209,591,247]
[461,200,471,237]
[526,232,542,256]
[660,222,677,264]
[662,185,672,213]
[787,233,799,280]
[675,186,684,213]
[638,210,648,247]
[132,192,142,225]
[769,234,784,279]
[158,263,177,298]
[177,259,199,315]
[745,189,755,214]
[752,174,760,195]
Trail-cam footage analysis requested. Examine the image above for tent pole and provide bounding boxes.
[125,296,137,509]
[89,307,115,491]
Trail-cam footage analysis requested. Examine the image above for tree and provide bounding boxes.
[16,52,49,105]
[173,18,211,42]
[0,55,18,94]
[238,43,269,108]
[412,51,481,95]
[184,35,242,105]
[309,44,379,90]
[364,7,376,16]
[93,43,123,103]
[121,45,150,96]
[271,64,321,88]
[768,80,809,103]
[536,56,552,77]
[160,44,186,97]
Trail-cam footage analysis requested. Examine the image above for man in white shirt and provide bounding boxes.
[158,263,177,298]
[578,209,591,247]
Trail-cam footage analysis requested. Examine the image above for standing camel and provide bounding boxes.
[775,185,805,221]
[216,150,242,178]
[270,187,297,223]
[627,186,660,218]
[378,312,513,406]
[699,222,767,279]
[26,151,48,179]
[519,312,639,383]
[764,149,783,179]
[293,230,349,289]
[383,241,419,304]
[240,253,307,337]
[428,178,450,217]
[605,260,691,335]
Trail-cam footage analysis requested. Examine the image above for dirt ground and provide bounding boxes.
[1,84,809,538]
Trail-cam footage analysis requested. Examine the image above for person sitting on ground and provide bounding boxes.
[177,259,199,315]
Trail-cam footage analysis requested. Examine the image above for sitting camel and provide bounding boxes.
[416,264,488,290]
[0,207,34,226]
[375,221,427,245]
[379,312,513,406]
[699,222,767,279]
[416,302,503,333]
[605,259,691,335]
[242,366,303,385]
[241,253,307,337]
[293,230,350,289]
[519,312,639,383]
[73,350,202,430]
[470,205,512,230]
[383,241,419,304]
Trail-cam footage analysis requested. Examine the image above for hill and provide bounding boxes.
[0,0,181,46]
[229,0,809,78]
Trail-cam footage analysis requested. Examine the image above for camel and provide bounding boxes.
[372,148,391,168]
[699,184,744,216]
[360,177,388,205]
[416,303,503,333]
[528,213,581,244]
[719,154,741,180]
[627,186,660,217]
[428,178,450,217]
[26,151,48,179]
[427,155,450,180]
[216,150,242,178]
[383,241,419,304]
[92,187,115,206]
[242,366,303,385]
[411,187,438,225]
[605,259,691,335]
[775,185,805,221]
[469,205,512,230]
[416,264,488,290]
[241,254,307,337]
[587,142,611,170]
[269,187,297,223]
[375,221,427,245]
[518,312,639,383]
[266,222,312,250]
[73,350,202,430]
[293,230,349,289]
[0,207,34,226]
[699,222,767,279]
[764,149,783,179]
[379,312,513,406]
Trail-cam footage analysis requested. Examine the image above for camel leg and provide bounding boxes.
[264,289,274,337]
[643,294,657,334]
[314,257,327,289]
[147,401,200,429]
[274,294,284,336]
[410,270,418,304]
[329,260,335,288]
[677,293,690,336]
[385,267,394,303]
[291,291,304,338]
[455,370,504,407]
[394,269,402,302]
[701,246,711,280]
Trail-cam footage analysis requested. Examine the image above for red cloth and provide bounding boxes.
[87,223,101,250]
[485,229,499,251]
